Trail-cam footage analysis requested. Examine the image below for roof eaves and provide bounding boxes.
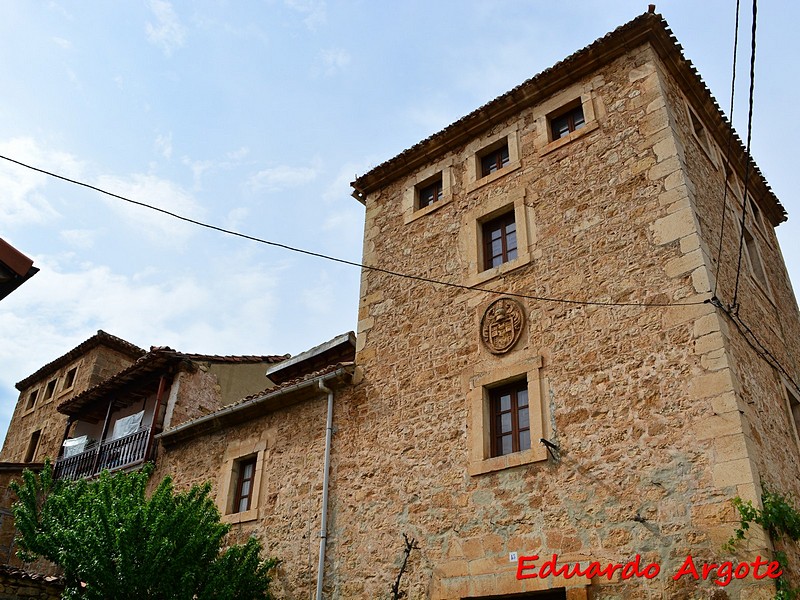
[157,363,353,446]
[16,330,146,391]
[350,11,785,224]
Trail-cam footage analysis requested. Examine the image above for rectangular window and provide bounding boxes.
[24,430,42,462]
[787,386,800,441]
[490,380,531,457]
[25,389,38,411]
[43,379,57,401]
[234,457,257,513]
[483,212,517,270]
[417,177,443,209]
[744,228,768,287]
[480,143,510,177]
[62,366,77,391]
[550,103,585,140]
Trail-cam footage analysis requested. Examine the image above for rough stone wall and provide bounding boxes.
[0,566,63,600]
[0,345,138,464]
[152,394,331,600]
[338,44,781,599]
[658,54,800,584]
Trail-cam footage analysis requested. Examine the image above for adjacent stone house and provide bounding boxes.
[1,8,800,600]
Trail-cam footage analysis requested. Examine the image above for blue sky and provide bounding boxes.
[1,1,798,443]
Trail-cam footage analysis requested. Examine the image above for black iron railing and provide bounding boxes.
[54,427,150,480]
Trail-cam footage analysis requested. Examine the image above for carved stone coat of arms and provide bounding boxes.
[480,297,525,354]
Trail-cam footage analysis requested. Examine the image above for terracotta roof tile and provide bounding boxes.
[351,11,785,225]
[16,330,146,391]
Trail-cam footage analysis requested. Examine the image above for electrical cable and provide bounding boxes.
[713,0,741,300]
[0,153,708,309]
[731,0,759,312]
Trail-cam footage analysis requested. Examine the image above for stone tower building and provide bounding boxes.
[343,8,800,599]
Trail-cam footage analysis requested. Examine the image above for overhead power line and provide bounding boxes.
[0,153,707,309]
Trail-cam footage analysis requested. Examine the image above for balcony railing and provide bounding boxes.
[54,427,151,480]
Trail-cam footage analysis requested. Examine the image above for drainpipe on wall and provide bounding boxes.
[316,380,334,600]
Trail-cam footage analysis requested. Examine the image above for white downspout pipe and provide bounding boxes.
[316,380,334,600]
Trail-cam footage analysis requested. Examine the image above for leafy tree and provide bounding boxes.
[11,462,278,600]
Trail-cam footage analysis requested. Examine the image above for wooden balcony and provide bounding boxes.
[54,427,151,480]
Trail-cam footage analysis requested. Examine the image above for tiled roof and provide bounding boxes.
[350,10,785,225]
[237,361,353,406]
[57,347,288,416]
[15,330,146,391]
[158,362,354,446]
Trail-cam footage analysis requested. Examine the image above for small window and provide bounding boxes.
[480,143,510,177]
[787,386,800,445]
[482,212,517,270]
[24,430,42,463]
[62,366,77,391]
[25,390,38,411]
[489,380,530,457]
[744,228,768,287]
[748,197,762,230]
[43,379,57,401]
[550,103,585,140]
[417,177,443,209]
[233,457,257,513]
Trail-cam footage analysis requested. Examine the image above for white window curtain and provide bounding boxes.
[110,410,144,440]
[62,435,88,457]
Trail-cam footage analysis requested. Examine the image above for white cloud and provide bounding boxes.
[284,0,326,31]
[227,147,249,161]
[246,164,318,193]
[225,206,250,230]
[0,137,84,225]
[93,173,203,244]
[52,37,72,50]
[155,132,173,159]
[319,48,351,77]
[145,0,187,57]
[60,229,95,249]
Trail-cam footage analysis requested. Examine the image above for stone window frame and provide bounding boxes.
[738,219,775,302]
[781,380,800,454]
[535,83,600,156]
[23,388,39,413]
[462,187,533,287]
[60,364,79,396]
[685,100,719,167]
[218,439,266,524]
[403,160,454,224]
[24,429,42,463]
[467,356,548,476]
[465,124,521,193]
[42,378,58,403]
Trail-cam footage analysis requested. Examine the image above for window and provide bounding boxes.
[25,389,38,411]
[480,143,510,177]
[744,228,768,287]
[490,380,531,457]
[483,212,517,270]
[417,177,442,209]
[43,379,57,401]
[786,386,800,442]
[62,366,77,391]
[233,456,257,513]
[466,357,548,476]
[24,430,41,462]
[550,103,585,140]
